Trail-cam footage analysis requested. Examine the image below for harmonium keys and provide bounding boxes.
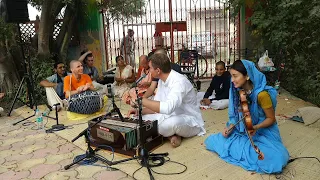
[109,115,138,122]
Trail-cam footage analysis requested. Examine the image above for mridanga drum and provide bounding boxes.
[67,91,103,114]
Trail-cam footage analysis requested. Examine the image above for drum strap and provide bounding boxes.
[68,74,72,102]
[65,74,73,111]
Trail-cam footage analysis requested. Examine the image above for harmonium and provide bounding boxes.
[88,115,163,157]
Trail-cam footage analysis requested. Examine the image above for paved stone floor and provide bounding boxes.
[0,115,133,180]
[1,82,318,180]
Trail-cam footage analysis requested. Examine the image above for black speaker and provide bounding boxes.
[0,0,29,23]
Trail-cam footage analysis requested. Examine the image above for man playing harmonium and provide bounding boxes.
[128,53,206,147]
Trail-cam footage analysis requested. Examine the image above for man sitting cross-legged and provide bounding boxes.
[79,50,100,81]
[63,60,94,99]
[79,50,109,94]
[128,53,206,147]
[40,62,67,109]
[198,61,230,110]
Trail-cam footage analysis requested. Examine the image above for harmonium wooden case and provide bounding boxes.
[88,115,163,157]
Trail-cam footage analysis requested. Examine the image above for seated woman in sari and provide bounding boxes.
[113,56,135,97]
[122,55,152,104]
[205,60,289,174]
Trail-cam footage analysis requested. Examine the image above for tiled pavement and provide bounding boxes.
[0,116,133,180]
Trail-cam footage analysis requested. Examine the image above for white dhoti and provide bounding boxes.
[142,85,203,138]
[197,92,229,110]
[45,87,64,108]
[142,113,202,138]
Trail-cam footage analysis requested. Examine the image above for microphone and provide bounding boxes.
[131,73,147,88]
[107,84,113,98]
[53,103,61,107]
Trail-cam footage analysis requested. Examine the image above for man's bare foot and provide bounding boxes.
[169,135,182,148]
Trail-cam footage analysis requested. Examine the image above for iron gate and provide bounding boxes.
[103,0,240,78]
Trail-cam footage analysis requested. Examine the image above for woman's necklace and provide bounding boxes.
[243,82,253,95]
[245,89,252,95]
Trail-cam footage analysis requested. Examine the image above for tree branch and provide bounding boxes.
[37,1,65,57]
[55,4,74,55]
[37,0,54,57]
[56,0,80,62]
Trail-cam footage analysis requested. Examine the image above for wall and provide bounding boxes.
[78,0,106,73]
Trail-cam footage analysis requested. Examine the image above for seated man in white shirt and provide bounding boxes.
[128,53,206,147]
[40,62,67,109]
[142,49,182,99]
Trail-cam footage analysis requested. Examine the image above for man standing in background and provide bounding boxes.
[120,29,136,69]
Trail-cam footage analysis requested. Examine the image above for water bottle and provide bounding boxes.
[42,108,51,117]
[274,80,280,90]
[35,109,44,130]
[274,80,281,95]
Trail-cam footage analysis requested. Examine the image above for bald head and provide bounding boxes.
[139,55,149,69]
[69,60,83,74]
[70,60,80,68]
[139,55,147,63]
[154,49,167,55]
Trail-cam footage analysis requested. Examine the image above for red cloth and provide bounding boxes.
[136,66,143,80]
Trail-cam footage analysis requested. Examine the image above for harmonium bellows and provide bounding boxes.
[88,116,163,157]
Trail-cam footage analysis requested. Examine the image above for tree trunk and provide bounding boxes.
[38,1,54,57]
[59,17,76,63]
[38,1,64,58]
[0,38,19,96]
[55,4,75,63]
[0,59,19,96]
[7,26,24,79]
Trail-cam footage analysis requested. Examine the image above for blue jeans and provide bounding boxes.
[56,83,65,99]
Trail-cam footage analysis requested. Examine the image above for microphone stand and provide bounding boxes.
[105,86,168,180]
[10,27,37,124]
[44,103,67,133]
[65,83,168,179]
[64,109,116,170]
[107,84,124,121]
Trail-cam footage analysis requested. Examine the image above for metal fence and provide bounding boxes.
[103,0,240,78]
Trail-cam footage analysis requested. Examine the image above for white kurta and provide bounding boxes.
[197,92,229,110]
[143,70,206,137]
